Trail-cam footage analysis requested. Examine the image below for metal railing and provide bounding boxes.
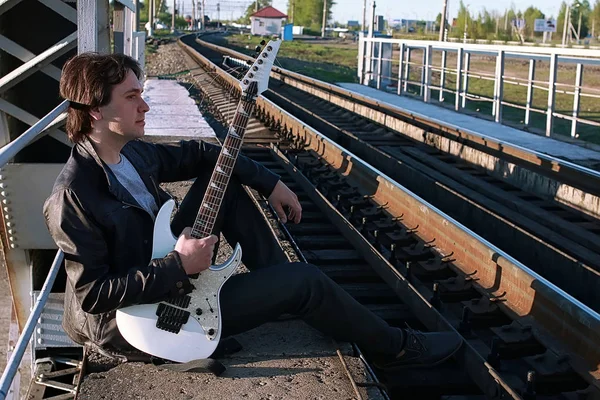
[0,99,69,398]
[0,0,147,396]
[358,37,600,138]
[0,250,64,398]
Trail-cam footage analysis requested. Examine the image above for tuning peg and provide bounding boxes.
[260,39,267,46]
[254,45,262,53]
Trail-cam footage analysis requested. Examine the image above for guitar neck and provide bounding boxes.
[190,94,257,239]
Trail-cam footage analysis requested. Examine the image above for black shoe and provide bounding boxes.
[373,329,462,370]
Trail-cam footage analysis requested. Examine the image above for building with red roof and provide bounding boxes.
[250,6,288,36]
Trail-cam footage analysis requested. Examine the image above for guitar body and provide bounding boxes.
[116,199,241,363]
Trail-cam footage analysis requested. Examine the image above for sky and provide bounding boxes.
[173,0,566,23]
[270,0,566,22]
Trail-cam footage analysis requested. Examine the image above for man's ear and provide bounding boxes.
[89,107,102,121]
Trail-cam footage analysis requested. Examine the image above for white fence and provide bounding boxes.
[358,37,600,138]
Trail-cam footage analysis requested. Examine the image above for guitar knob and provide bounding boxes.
[208,329,215,335]
[196,308,203,315]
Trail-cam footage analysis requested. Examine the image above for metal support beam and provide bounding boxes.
[0,35,61,81]
[38,0,76,23]
[397,42,405,95]
[0,99,68,146]
[0,101,69,166]
[113,3,126,54]
[376,42,383,89]
[546,54,558,137]
[423,45,432,103]
[0,0,21,16]
[439,50,447,102]
[0,111,8,147]
[1,250,30,331]
[525,59,536,126]
[571,63,583,138]
[419,49,426,96]
[461,52,470,109]
[0,33,77,95]
[494,50,504,123]
[403,48,411,93]
[455,47,463,111]
[358,37,365,85]
[78,0,98,53]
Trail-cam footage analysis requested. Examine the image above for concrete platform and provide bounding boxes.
[143,79,216,138]
[78,320,384,400]
[337,83,600,166]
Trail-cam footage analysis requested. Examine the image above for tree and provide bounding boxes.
[572,0,592,38]
[591,0,600,37]
[477,9,496,39]
[287,0,335,32]
[523,6,544,37]
[238,0,272,24]
[453,1,469,38]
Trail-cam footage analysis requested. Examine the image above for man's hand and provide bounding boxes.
[174,229,218,275]
[268,180,302,224]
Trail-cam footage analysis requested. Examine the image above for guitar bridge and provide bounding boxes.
[156,303,191,333]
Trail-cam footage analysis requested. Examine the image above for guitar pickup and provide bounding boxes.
[164,295,192,309]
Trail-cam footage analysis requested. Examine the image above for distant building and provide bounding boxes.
[347,20,360,28]
[250,6,288,36]
[374,15,385,31]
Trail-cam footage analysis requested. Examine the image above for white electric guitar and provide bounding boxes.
[116,39,281,363]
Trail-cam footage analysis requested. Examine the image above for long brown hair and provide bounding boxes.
[59,53,143,143]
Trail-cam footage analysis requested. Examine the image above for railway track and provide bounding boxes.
[171,34,600,399]
[179,34,600,316]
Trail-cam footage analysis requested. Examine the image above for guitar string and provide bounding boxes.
[191,98,256,238]
[183,50,276,238]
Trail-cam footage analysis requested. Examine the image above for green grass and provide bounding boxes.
[217,34,359,83]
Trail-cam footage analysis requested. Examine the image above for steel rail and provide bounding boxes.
[194,37,600,185]
[180,35,600,390]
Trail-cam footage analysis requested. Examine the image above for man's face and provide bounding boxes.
[95,69,150,141]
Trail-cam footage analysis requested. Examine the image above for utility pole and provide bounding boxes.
[201,0,205,30]
[371,0,376,37]
[463,11,468,43]
[321,0,327,37]
[148,0,154,36]
[291,0,295,24]
[577,10,582,42]
[562,4,570,46]
[191,0,196,30]
[217,3,220,28]
[439,0,448,41]
[171,0,175,32]
[135,0,140,31]
[362,0,367,32]
[255,0,258,12]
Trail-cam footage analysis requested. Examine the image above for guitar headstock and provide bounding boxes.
[239,39,281,97]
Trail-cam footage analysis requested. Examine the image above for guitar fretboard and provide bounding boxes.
[190,94,257,239]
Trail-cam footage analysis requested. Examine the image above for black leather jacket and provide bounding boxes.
[43,138,279,349]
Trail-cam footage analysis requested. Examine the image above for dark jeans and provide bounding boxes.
[170,172,403,357]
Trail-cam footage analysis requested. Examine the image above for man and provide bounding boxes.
[43,52,461,371]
